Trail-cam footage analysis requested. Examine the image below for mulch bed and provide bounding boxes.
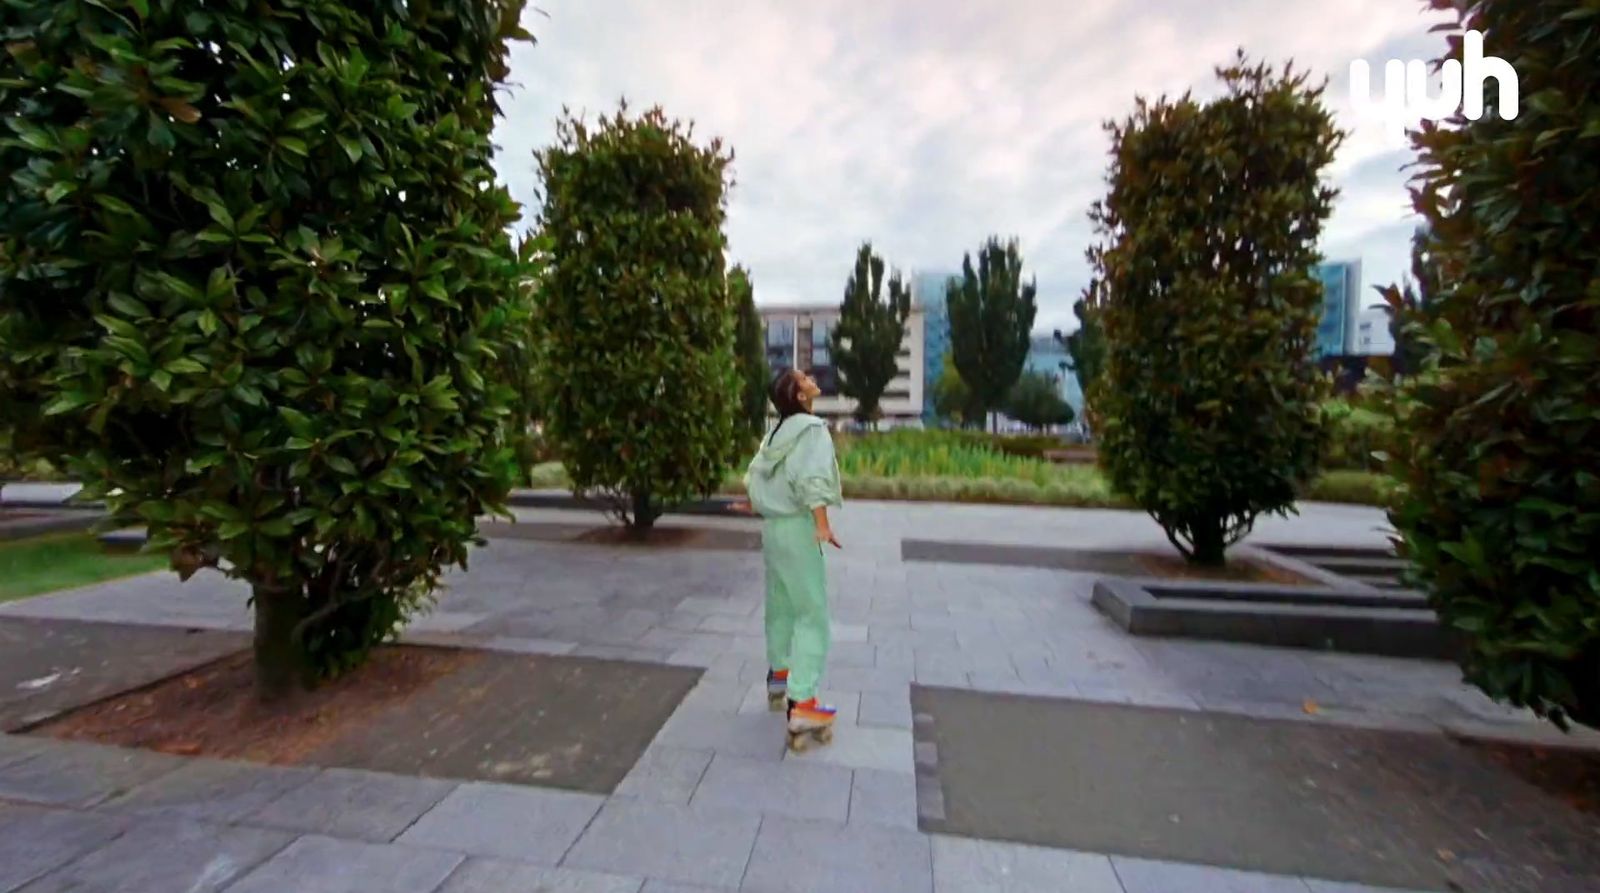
[33,644,701,793]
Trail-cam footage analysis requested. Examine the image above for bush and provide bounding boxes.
[0,0,532,696]
[1089,54,1341,565]
[1388,0,1600,728]
[1305,470,1396,507]
[1322,400,1393,472]
[532,105,739,531]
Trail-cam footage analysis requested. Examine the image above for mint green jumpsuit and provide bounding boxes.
[743,413,842,704]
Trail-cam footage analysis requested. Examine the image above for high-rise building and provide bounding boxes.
[1022,335,1085,418]
[912,270,957,422]
[758,304,926,427]
[1314,260,1363,358]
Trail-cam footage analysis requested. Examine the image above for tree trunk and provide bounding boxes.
[1188,518,1227,567]
[253,583,308,701]
[629,489,657,535]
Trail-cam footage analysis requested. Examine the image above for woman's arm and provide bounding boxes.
[812,505,841,549]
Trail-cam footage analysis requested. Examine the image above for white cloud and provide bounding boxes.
[493,0,1457,332]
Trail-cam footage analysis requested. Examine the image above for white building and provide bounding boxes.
[1351,306,1397,356]
[757,303,926,427]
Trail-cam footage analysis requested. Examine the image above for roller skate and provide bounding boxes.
[785,697,836,752]
[766,669,789,711]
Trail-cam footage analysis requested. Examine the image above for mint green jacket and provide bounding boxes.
[743,413,843,518]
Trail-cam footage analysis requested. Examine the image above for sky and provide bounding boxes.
[490,0,1454,335]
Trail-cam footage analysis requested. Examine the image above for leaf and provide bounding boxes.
[158,97,202,124]
[129,0,149,18]
[338,134,363,163]
[43,392,92,415]
[166,358,206,374]
[93,194,137,216]
[325,455,357,475]
[107,293,149,318]
[285,109,328,131]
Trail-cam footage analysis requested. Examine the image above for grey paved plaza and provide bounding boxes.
[0,499,1587,892]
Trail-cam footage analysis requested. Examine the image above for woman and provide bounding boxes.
[737,368,843,751]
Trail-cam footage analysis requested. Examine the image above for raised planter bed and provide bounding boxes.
[1092,576,1462,660]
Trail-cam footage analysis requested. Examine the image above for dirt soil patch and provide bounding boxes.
[33,645,700,793]
[1135,552,1309,585]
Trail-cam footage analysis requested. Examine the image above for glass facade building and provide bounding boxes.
[1314,260,1362,359]
[913,271,956,422]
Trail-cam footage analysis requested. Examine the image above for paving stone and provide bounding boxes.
[678,679,751,713]
[0,740,185,807]
[562,800,760,889]
[783,725,913,773]
[244,767,457,842]
[913,665,969,688]
[612,746,712,804]
[848,768,918,829]
[651,709,786,761]
[1302,882,1436,893]
[0,803,128,891]
[742,815,932,893]
[223,835,464,893]
[437,857,643,893]
[825,664,915,694]
[829,641,877,668]
[101,758,316,823]
[397,781,603,863]
[18,818,291,893]
[1112,856,1314,893]
[0,733,47,769]
[930,835,1123,892]
[689,754,851,821]
[858,691,913,729]
[639,882,732,893]
[832,623,869,643]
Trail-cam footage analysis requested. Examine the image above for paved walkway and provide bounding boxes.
[0,500,1574,892]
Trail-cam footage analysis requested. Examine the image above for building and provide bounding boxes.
[1351,306,1397,356]
[911,270,957,422]
[758,303,926,427]
[1022,335,1086,418]
[1314,260,1363,358]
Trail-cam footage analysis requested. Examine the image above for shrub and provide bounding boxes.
[1388,0,1600,728]
[0,0,532,696]
[532,104,739,531]
[1089,53,1341,565]
[1322,399,1393,472]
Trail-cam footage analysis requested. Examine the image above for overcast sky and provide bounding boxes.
[491,0,1453,334]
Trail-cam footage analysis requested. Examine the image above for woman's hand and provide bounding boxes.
[812,506,842,549]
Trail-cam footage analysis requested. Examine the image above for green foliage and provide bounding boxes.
[1305,470,1396,507]
[1005,371,1074,431]
[730,265,768,440]
[1054,289,1105,418]
[0,0,532,694]
[1088,52,1341,565]
[1321,399,1392,472]
[930,351,974,426]
[832,243,910,423]
[947,237,1037,431]
[1,533,168,605]
[532,104,739,531]
[1387,0,1600,729]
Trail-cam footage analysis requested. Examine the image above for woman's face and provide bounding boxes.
[797,371,822,402]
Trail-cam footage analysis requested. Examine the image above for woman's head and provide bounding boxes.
[770,368,821,418]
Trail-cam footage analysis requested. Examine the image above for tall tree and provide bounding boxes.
[1006,371,1074,432]
[533,104,739,532]
[0,0,534,697]
[831,243,910,424]
[946,238,1038,432]
[1053,284,1106,420]
[1089,52,1342,566]
[1376,226,1441,379]
[729,265,768,440]
[930,352,974,427]
[1388,0,1600,729]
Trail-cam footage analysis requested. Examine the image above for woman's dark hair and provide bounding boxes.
[769,368,808,420]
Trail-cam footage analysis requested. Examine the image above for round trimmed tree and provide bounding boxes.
[1088,53,1342,565]
[532,105,739,531]
[1389,0,1600,729]
[0,0,533,696]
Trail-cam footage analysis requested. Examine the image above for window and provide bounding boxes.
[811,321,831,367]
[765,319,794,372]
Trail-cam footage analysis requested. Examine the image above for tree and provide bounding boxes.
[1376,226,1441,379]
[1388,0,1600,729]
[931,352,974,427]
[1006,371,1074,432]
[729,266,768,441]
[1053,287,1106,418]
[0,0,533,697]
[831,243,910,424]
[532,104,739,532]
[946,238,1038,432]
[1088,52,1342,566]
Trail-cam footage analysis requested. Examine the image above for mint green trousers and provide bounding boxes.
[762,514,830,703]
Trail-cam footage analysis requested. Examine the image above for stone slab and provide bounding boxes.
[0,740,185,807]
[741,815,932,893]
[931,835,1124,893]
[244,767,458,842]
[222,835,464,893]
[101,758,316,823]
[911,686,1600,893]
[396,781,603,864]
[437,858,644,893]
[562,800,761,889]
[0,804,128,892]
[689,753,852,821]
[17,818,291,893]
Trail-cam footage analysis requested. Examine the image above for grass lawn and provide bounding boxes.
[0,532,167,604]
